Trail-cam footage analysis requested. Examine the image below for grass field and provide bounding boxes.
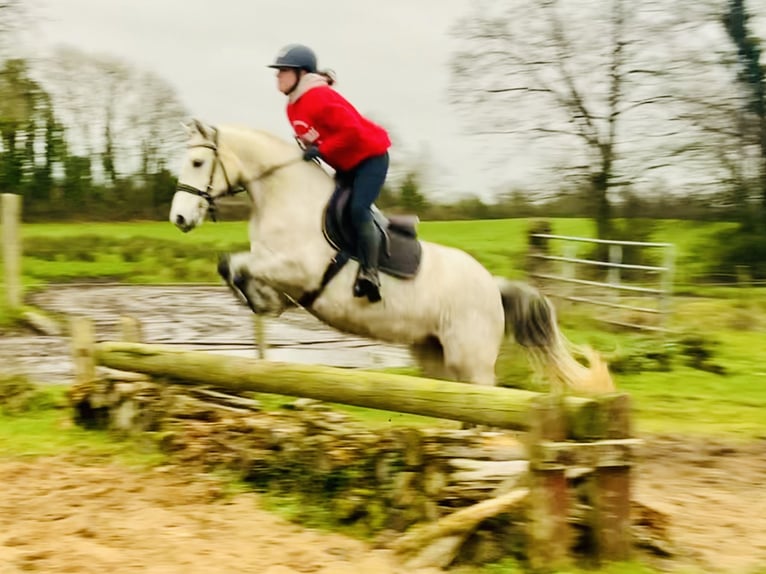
[15,217,738,285]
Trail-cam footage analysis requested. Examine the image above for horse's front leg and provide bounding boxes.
[217,253,290,315]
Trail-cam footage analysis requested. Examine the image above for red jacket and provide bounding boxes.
[287,75,391,172]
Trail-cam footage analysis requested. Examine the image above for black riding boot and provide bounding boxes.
[354,220,382,302]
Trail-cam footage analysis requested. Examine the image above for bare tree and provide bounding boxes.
[450,0,684,237]
[37,46,187,183]
[126,70,189,179]
[647,0,766,226]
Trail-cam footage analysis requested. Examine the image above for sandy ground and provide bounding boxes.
[0,458,440,574]
[1,438,764,573]
[634,436,766,573]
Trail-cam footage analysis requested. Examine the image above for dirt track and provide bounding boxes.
[0,458,439,574]
[1,439,765,574]
[634,436,766,573]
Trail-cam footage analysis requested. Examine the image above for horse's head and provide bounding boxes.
[170,119,244,232]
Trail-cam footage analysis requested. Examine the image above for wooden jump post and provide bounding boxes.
[71,317,635,569]
[1,193,22,310]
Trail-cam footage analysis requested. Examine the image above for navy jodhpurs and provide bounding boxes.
[335,152,389,230]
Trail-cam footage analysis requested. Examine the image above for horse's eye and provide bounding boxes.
[192,159,204,168]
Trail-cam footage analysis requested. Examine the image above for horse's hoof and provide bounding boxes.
[217,255,231,282]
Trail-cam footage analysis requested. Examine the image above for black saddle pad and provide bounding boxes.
[322,186,422,279]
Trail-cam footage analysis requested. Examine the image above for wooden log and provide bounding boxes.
[187,388,262,412]
[534,438,641,470]
[526,395,570,570]
[392,488,529,568]
[447,459,529,483]
[93,342,600,434]
[422,430,527,461]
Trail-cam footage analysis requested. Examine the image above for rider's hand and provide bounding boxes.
[302,145,321,162]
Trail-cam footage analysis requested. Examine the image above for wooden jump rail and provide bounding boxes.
[71,316,636,569]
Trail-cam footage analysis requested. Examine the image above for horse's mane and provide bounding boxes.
[214,123,333,193]
[218,124,295,153]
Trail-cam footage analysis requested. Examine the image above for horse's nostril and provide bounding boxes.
[175,214,186,227]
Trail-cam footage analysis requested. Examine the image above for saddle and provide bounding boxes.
[322,186,422,279]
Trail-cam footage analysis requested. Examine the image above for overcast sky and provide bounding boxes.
[35,0,516,200]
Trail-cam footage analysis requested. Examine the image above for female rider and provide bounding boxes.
[268,43,390,303]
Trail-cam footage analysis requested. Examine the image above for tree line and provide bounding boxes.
[0,49,187,220]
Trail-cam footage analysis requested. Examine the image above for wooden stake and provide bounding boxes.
[119,315,143,343]
[70,316,96,385]
[1,193,22,309]
[526,395,570,570]
[591,394,632,562]
[254,315,267,359]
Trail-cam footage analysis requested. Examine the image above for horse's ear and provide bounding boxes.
[191,118,214,140]
[180,121,194,137]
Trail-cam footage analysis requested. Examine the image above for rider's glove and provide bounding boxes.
[302,145,321,162]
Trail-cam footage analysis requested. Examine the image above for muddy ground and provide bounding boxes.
[1,285,413,383]
[1,286,766,573]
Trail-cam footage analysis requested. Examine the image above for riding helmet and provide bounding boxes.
[268,44,318,73]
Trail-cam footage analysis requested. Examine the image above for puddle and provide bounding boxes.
[0,285,412,384]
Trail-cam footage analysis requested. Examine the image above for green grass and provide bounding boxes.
[0,385,165,467]
[20,221,249,286]
[17,217,732,286]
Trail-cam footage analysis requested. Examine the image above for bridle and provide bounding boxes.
[175,127,301,222]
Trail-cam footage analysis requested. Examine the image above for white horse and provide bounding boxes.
[169,120,613,393]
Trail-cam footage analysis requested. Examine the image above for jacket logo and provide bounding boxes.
[292,120,320,144]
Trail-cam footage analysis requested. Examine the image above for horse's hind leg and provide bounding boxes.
[411,337,448,381]
[413,332,498,386]
[441,325,500,387]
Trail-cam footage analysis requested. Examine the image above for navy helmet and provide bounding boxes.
[268,44,318,73]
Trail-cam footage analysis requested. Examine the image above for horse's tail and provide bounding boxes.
[496,278,614,394]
